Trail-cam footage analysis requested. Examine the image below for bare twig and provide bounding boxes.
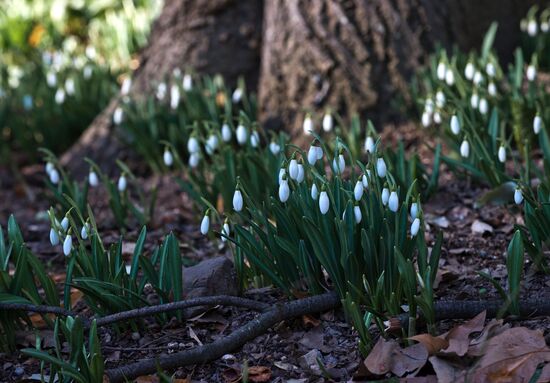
[105,291,341,382]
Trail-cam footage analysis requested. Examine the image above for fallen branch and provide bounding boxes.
[105,291,341,382]
[0,302,74,317]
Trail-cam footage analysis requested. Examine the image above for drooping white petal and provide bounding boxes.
[411,218,421,237]
[381,188,389,206]
[319,191,329,214]
[354,181,364,201]
[388,191,399,212]
[63,234,72,256]
[233,190,243,212]
[118,175,127,192]
[279,179,290,202]
[50,228,59,246]
[200,215,210,235]
[376,158,387,178]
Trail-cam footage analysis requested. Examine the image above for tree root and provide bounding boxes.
[104,291,340,382]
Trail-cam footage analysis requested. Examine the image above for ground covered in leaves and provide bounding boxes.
[2,125,550,382]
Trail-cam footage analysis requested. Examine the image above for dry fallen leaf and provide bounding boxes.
[471,220,493,235]
[409,333,449,355]
[440,311,486,356]
[364,338,428,377]
[247,366,272,382]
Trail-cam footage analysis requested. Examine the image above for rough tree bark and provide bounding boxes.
[62,0,548,170]
[259,0,547,137]
[60,0,263,174]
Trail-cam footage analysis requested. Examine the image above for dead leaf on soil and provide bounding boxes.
[409,333,449,355]
[440,310,486,356]
[364,338,428,377]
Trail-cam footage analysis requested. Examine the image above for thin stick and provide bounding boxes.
[105,292,341,382]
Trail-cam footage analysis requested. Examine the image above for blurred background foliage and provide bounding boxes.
[0,0,163,163]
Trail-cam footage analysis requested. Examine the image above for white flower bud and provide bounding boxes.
[303,115,313,135]
[322,113,333,132]
[319,191,329,214]
[514,188,523,205]
[450,115,460,135]
[55,88,65,104]
[189,153,200,168]
[233,190,243,212]
[527,65,537,82]
[222,123,232,142]
[362,173,369,188]
[279,179,290,202]
[311,183,319,200]
[121,77,132,95]
[465,62,475,80]
[479,98,488,115]
[376,158,387,178]
[354,205,362,223]
[156,82,167,100]
[470,93,479,108]
[488,82,497,96]
[236,124,248,145]
[473,71,483,86]
[89,171,99,187]
[445,69,455,85]
[289,159,299,180]
[425,98,434,114]
[65,78,75,95]
[436,61,446,80]
[183,74,193,91]
[308,146,318,165]
[421,111,431,127]
[332,154,345,174]
[163,149,174,166]
[50,228,59,246]
[250,131,260,148]
[381,187,389,206]
[45,162,55,175]
[364,136,375,153]
[47,71,57,87]
[63,234,72,256]
[411,218,421,237]
[434,111,442,124]
[61,217,69,232]
[232,88,243,103]
[435,91,445,108]
[460,140,470,158]
[528,19,538,36]
[118,175,127,192]
[113,107,123,125]
[534,115,542,134]
[354,181,364,201]
[269,142,281,155]
[49,169,60,184]
[221,222,230,242]
[486,62,496,77]
[388,191,399,212]
[542,21,549,32]
[200,214,210,235]
[296,164,305,183]
[81,223,90,240]
[278,168,286,184]
[315,146,323,160]
[187,137,199,154]
[410,202,418,219]
[170,84,180,109]
[498,145,506,163]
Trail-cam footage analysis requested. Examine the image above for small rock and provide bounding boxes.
[471,220,493,235]
[14,366,24,376]
[131,332,140,341]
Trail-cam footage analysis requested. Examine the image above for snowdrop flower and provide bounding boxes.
[470,92,479,109]
[232,88,243,103]
[479,98,488,115]
[187,136,199,154]
[49,169,60,184]
[514,187,523,205]
[45,162,55,175]
[163,148,174,166]
[322,112,333,132]
[46,71,57,87]
[221,221,230,242]
[376,157,387,178]
[473,71,483,86]
[381,187,389,206]
[488,82,497,96]
[113,107,123,125]
[250,131,260,148]
[542,21,549,33]
[83,65,92,79]
[465,61,475,80]
[527,19,538,36]
[411,218,421,237]
[486,62,496,77]
[388,191,399,212]
[296,164,305,183]
[236,124,248,145]
[311,183,319,200]
[61,217,69,232]
[319,189,330,214]
[445,69,455,85]
[189,153,200,168]
[269,142,281,155]
[364,135,375,153]
[118,174,127,192]
[289,159,299,180]
[435,90,445,108]
[315,146,323,160]
[121,77,132,96]
[460,139,470,158]
[278,168,286,184]
[81,222,90,240]
[55,88,65,104]
[354,205,362,224]
[436,61,446,80]
[425,98,434,114]
[526,64,537,82]
[498,145,506,163]
[279,178,290,202]
[200,212,210,235]
[434,111,442,124]
[308,145,320,165]
[410,202,419,219]
[534,115,542,135]
[88,170,99,187]
[156,82,167,100]
[303,114,314,135]
[63,233,72,256]
[65,78,75,95]
[362,173,369,188]
[50,228,59,246]
[222,123,232,142]
[421,111,431,127]
[170,84,180,109]
[233,189,243,212]
[183,74,193,91]
[450,114,460,135]
[206,134,219,155]
[332,153,345,174]
[354,180,364,201]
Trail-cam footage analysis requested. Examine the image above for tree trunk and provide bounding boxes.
[258,0,546,138]
[60,0,263,175]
